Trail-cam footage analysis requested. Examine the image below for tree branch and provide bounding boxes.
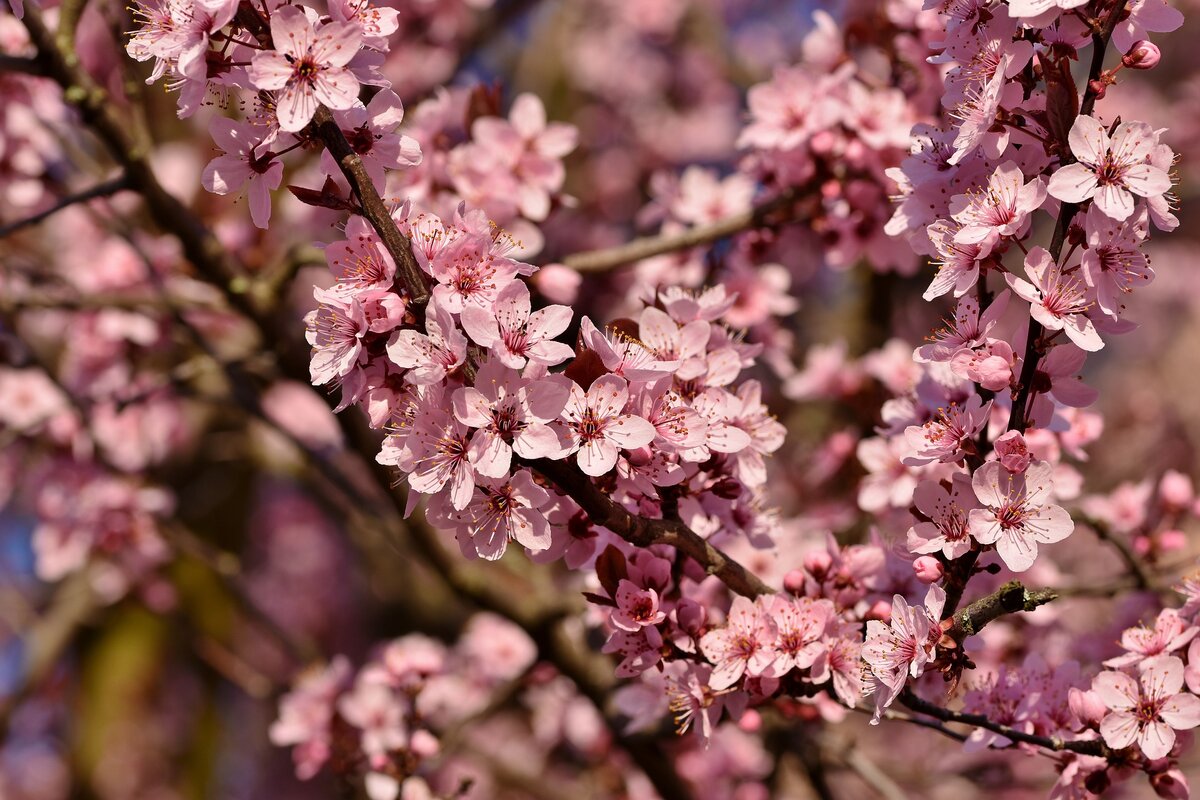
[898,690,1109,757]
[561,188,802,273]
[941,580,1058,642]
[0,175,130,237]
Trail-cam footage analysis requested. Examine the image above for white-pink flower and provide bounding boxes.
[907,474,978,560]
[699,596,778,690]
[1104,609,1199,669]
[863,584,946,723]
[451,359,568,478]
[448,470,552,561]
[968,459,1074,572]
[248,6,362,132]
[559,375,656,476]
[201,118,283,229]
[923,220,984,301]
[949,161,1046,254]
[1047,116,1171,222]
[1080,204,1153,320]
[611,579,667,632]
[1093,656,1200,760]
[461,281,574,368]
[386,298,467,385]
[1006,246,1103,352]
[903,394,991,466]
[761,596,833,678]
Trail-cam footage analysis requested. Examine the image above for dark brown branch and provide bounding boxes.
[310,107,432,309]
[0,175,130,237]
[529,458,774,598]
[0,54,48,76]
[941,580,1058,642]
[561,188,801,273]
[1007,0,1128,435]
[898,690,1109,757]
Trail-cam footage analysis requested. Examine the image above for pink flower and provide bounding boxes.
[1093,656,1200,760]
[1112,0,1184,54]
[915,291,1010,363]
[611,579,667,632]
[903,393,991,465]
[305,287,368,386]
[324,215,395,292]
[923,220,984,301]
[337,677,408,766]
[1080,204,1153,320]
[323,90,422,191]
[968,459,1074,572]
[1104,609,1199,669]
[699,596,778,690]
[406,403,475,510]
[385,299,467,385]
[1047,116,1171,222]
[949,161,1046,254]
[461,282,574,369]
[907,473,978,560]
[579,317,680,383]
[469,93,577,221]
[761,596,833,678]
[1007,246,1103,352]
[248,6,362,133]
[201,118,283,229]
[559,374,657,476]
[993,430,1032,474]
[863,584,946,722]
[603,626,664,678]
[450,359,568,477]
[948,57,1016,165]
[446,470,552,560]
[270,656,352,779]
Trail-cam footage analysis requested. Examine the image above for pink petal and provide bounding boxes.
[1093,670,1139,711]
[312,68,360,111]
[1047,163,1099,204]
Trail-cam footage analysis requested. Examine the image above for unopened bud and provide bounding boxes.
[783,569,807,595]
[1068,687,1107,728]
[1088,79,1108,100]
[1123,40,1162,70]
[913,556,945,584]
[803,550,833,578]
[866,599,892,623]
[1151,769,1190,800]
[737,709,763,733]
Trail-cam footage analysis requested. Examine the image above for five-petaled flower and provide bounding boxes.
[1093,655,1200,760]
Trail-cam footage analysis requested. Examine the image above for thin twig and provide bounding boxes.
[0,175,130,237]
[561,188,801,273]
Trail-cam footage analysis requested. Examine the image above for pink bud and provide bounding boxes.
[1124,40,1162,70]
[783,569,807,595]
[410,729,440,759]
[1088,79,1107,100]
[803,549,833,578]
[1160,470,1194,509]
[531,263,581,305]
[866,599,892,623]
[737,708,763,733]
[675,598,705,636]
[1068,687,1107,728]
[810,130,836,155]
[1134,534,1152,556]
[994,430,1032,474]
[1151,768,1190,800]
[1159,529,1188,553]
[913,556,944,584]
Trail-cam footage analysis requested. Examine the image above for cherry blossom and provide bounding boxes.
[559,375,656,477]
[1094,656,1200,760]
[699,596,778,691]
[968,460,1074,572]
[1047,116,1171,222]
[1006,246,1104,352]
[247,6,363,132]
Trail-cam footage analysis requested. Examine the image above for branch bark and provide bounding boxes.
[941,580,1057,642]
[561,188,801,273]
[0,175,130,237]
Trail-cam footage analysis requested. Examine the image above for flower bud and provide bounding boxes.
[1068,687,1107,728]
[1151,768,1190,800]
[866,599,892,623]
[1087,79,1107,100]
[738,708,763,733]
[531,263,581,305]
[410,729,440,759]
[994,430,1031,474]
[913,556,944,584]
[803,549,833,578]
[1160,529,1188,553]
[675,598,706,636]
[1159,470,1194,509]
[1124,40,1163,70]
[783,569,807,595]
